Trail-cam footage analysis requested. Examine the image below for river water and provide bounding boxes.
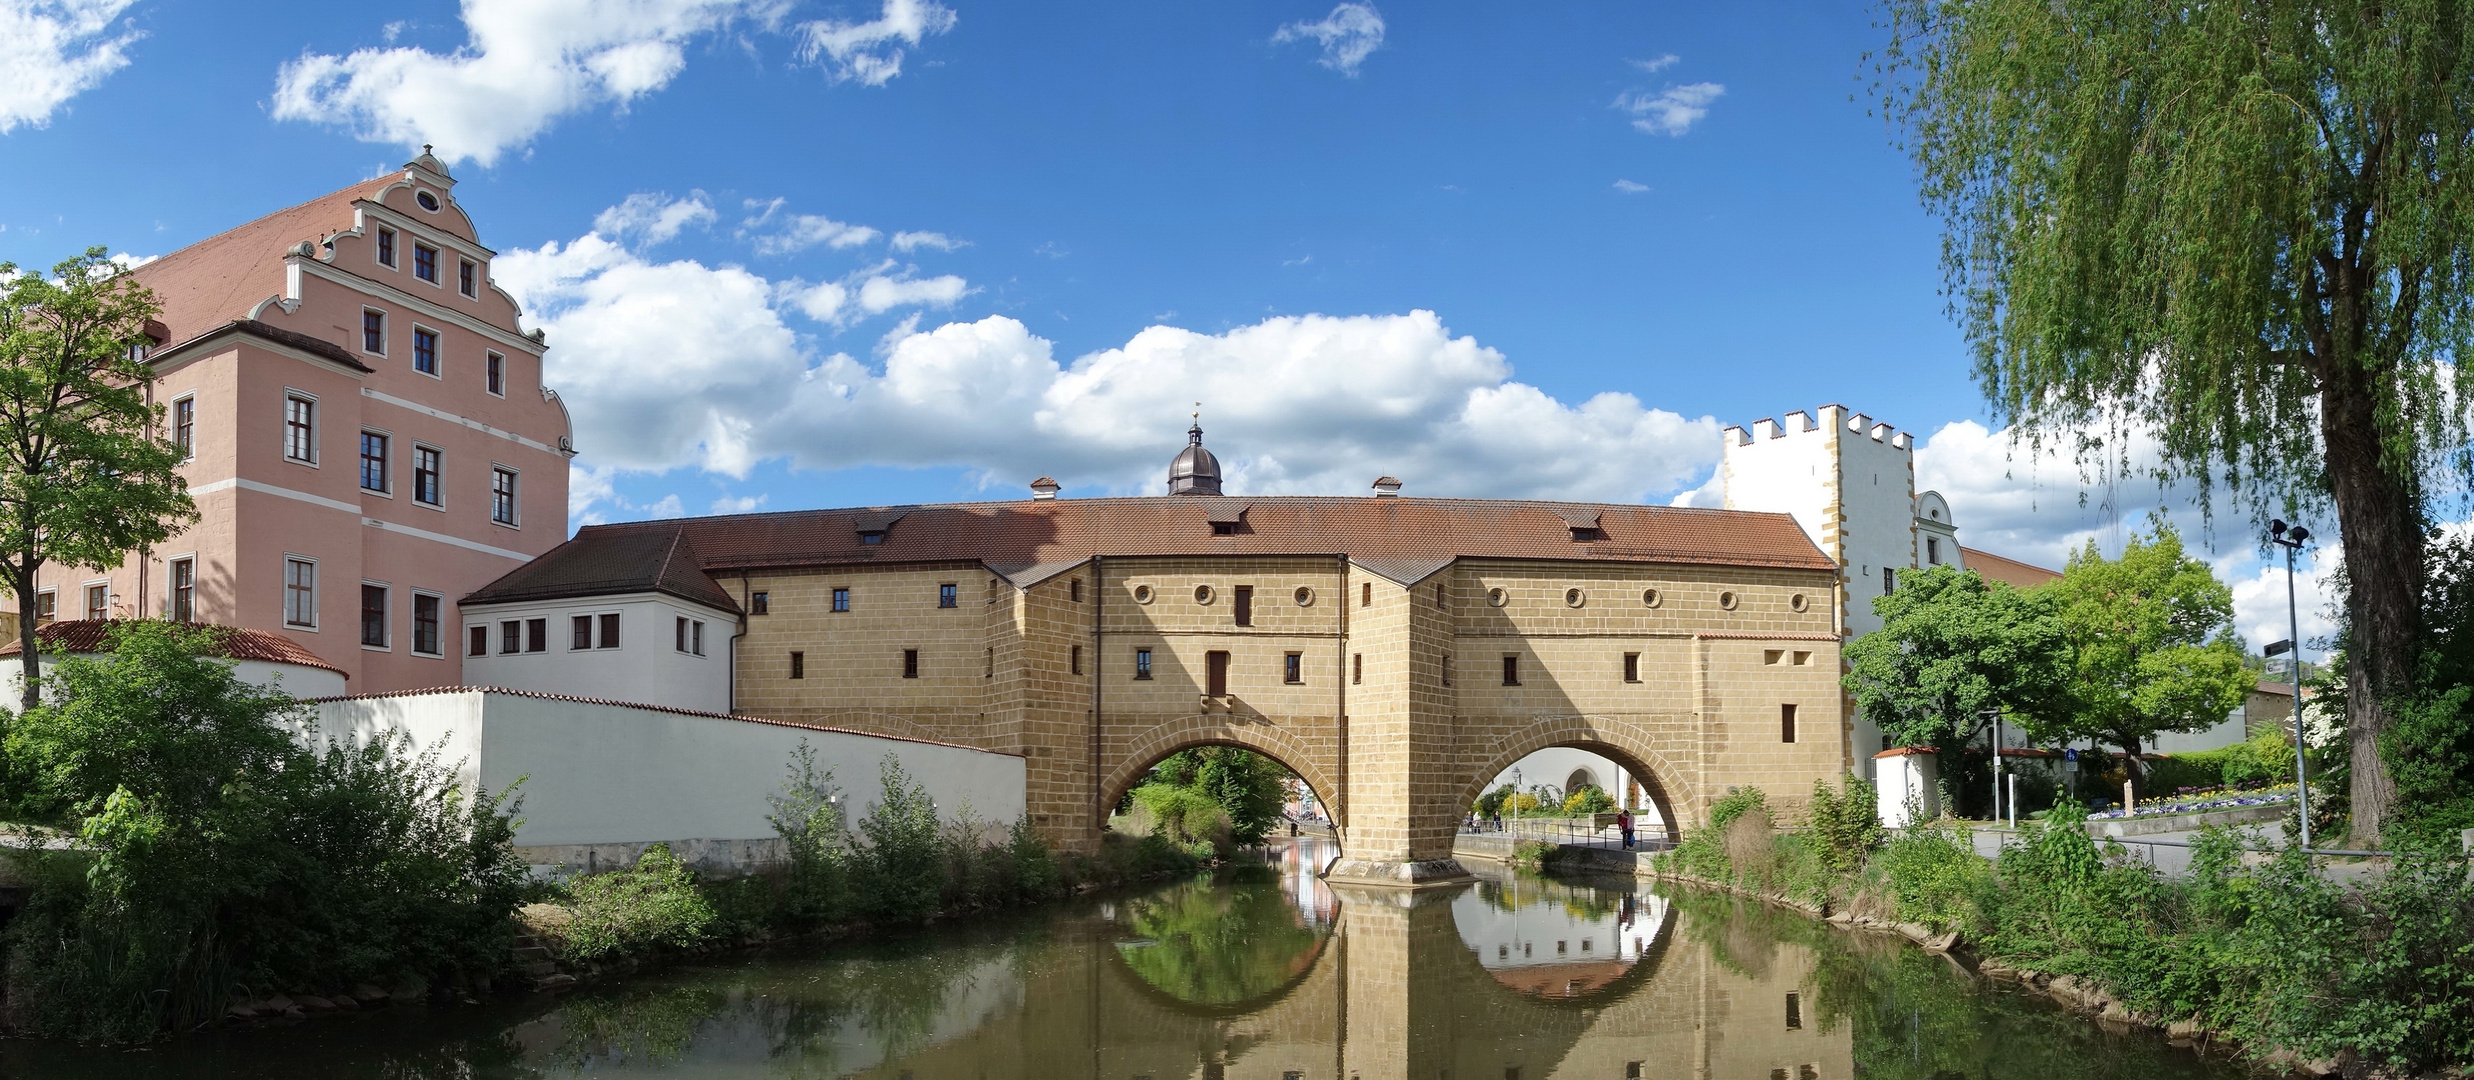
[4,838,2246,1079]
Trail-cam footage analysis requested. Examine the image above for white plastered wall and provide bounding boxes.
[458,591,735,713]
[3,653,347,710]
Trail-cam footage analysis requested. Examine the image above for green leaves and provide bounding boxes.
[2051,522,2255,768]
[1842,563,2069,748]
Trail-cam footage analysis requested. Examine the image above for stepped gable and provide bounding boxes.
[491,496,1835,602]
[0,620,348,678]
[463,528,741,613]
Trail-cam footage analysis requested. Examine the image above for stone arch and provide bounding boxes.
[1101,714,1344,831]
[1458,715,1698,835]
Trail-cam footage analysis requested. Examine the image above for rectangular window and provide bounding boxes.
[691,620,703,656]
[1441,654,1453,687]
[33,590,53,625]
[831,587,850,612]
[789,651,805,678]
[284,394,316,464]
[1436,583,1447,608]
[284,557,316,628]
[363,309,385,354]
[1352,653,1362,684]
[1284,652,1303,684]
[1883,567,1895,594]
[903,649,920,679]
[169,558,194,622]
[675,616,688,652]
[985,647,994,677]
[361,584,387,647]
[1786,992,1802,1030]
[485,351,504,396]
[375,228,396,267]
[571,614,592,650]
[491,467,518,526]
[412,594,441,655]
[359,431,389,492]
[84,584,107,622]
[938,583,957,608]
[413,447,441,506]
[469,625,488,657]
[501,620,521,654]
[1134,648,1153,680]
[1205,650,1230,697]
[750,590,769,615]
[1926,537,1941,565]
[1623,652,1641,683]
[1781,703,1799,744]
[598,612,620,649]
[1070,578,1083,602]
[173,397,195,460]
[1502,654,1521,687]
[459,259,478,297]
[413,243,438,283]
[1233,585,1253,626]
[412,327,439,375]
[1071,645,1083,676]
[1362,582,1372,607]
[527,618,546,652]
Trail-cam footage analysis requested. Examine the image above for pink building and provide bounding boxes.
[33,148,574,692]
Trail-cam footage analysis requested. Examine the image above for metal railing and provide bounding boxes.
[1462,816,1675,853]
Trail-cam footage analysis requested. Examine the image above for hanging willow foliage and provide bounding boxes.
[1876,0,2474,842]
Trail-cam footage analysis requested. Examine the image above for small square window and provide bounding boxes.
[1134,648,1152,680]
[750,590,769,615]
[1284,652,1303,684]
[789,651,804,679]
[469,625,488,657]
[938,583,957,608]
[832,587,850,612]
[903,648,919,678]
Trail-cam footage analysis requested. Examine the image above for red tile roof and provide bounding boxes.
[128,180,388,348]
[1959,546,2064,589]
[0,620,348,678]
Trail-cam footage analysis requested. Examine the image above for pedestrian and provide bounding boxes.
[1618,807,1635,849]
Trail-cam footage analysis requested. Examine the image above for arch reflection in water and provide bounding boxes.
[1109,838,1340,1010]
[1453,872,1671,999]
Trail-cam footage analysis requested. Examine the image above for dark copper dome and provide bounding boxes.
[1168,423,1223,496]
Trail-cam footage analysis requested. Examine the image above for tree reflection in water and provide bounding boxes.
[1110,865,1333,1009]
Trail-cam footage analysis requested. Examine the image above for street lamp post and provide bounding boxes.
[2268,520,2313,851]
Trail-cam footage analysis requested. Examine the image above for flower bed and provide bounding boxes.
[2087,783,2296,819]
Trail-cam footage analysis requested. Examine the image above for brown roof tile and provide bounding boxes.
[1959,546,2064,589]
[0,620,348,678]
[462,528,743,612]
[128,180,390,348]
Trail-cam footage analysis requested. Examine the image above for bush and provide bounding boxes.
[1,623,526,1040]
[1858,823,1987,931]
[1706,785,1768,829]
[1562,785,1616,815]
[766,742,851,923]
[557,844,719,963]
[1805,776,1884,873]
[857,757,946,924]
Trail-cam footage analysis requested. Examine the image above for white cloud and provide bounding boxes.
[1274,2,1384,76]
[593,191,714,247]
[108,251,156,270]
[0,0,142,134]
[1616,82,1724,137]
[502,200,1721,515]
[890,229,963,252]
[271,0,770,165]
[744,198,881,255]
[1629,54,1679,74]
[795,0,955,86]
[855,269,968,314]
[1612,179,1650,194]
[569,465,686,526]
[710,493,766,514]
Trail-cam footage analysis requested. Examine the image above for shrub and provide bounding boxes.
[557,844,718,963]
[766,741,852,924]
[1562,785,1616,816]
[1706,786,1768,829]
[1805,776,1885,873]
[857,756,947,924]
[1858,823,1986,931]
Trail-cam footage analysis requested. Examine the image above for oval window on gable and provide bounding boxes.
[416,190,442,212]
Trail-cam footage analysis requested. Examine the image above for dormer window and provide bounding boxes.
[1205,500,1248,536]
[1212,522,1238,536]
[1570,527,1604,542]
[859,531,885,546]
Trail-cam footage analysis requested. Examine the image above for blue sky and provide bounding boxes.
[0,0,2339,651]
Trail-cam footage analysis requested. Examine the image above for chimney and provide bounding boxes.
[1029,477,1060,500]
[1371,476,1403,498]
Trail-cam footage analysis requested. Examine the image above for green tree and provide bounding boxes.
[0,249,197,718]
[1140,746,1289,845]
[1877,1,2474,842]
[1843,563,2069,751]
[2050,524,2255,800]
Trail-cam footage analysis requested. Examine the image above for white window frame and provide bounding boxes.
[409,591,445,657]
[81,579,110,622]
[171,393,196,462]
[410,323,443,379]
[459,258,480,299]
[358,428,392,496]
[412,241,442,287]
[361,307,387,356]
[375,227,398,269]
[283,390,318,466]
[360,580,391,651]
[484,350,505,397]
[32,588,54,626]
[283,554,318,630]
[411,444,444,509]
[489,463,519,528]
[165,552,197,623]
[466,623,490,658]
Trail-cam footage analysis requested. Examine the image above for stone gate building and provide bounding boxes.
[460,428,1848,884]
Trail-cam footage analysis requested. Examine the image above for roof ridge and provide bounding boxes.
[135,176,387,271]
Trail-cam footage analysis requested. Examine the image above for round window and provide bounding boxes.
[415,190,441,212]
[1642,588,1663,608]
[1486,587,1509,608]
[1564,587,1585,608]
[1718,591,1738,610]
[1194,585,1215,605]
[1132,584,1155,605]
[1294,586,1315,607]
[1789,592,1809,612]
